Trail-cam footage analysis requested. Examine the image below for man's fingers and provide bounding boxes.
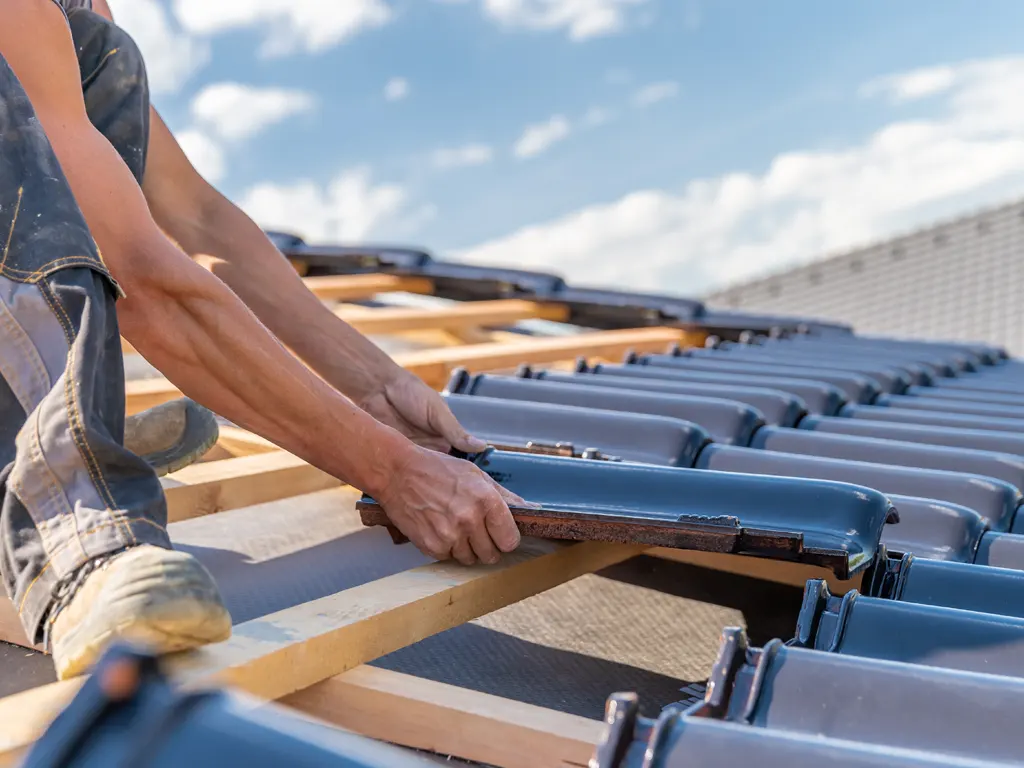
[483,486,521,553]
[444,426,487,454]
[416,530,452,563]
[451,537,477,566]
[430,398,488,453]
[457,432,489,453]
[489,477,540,510]
[468,521,501,565]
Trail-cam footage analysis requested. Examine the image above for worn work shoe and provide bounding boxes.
[124,398,219,476]
[49,545,232,680]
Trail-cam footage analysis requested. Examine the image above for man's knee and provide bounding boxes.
[67,9,151,184]
[0,55,105,284]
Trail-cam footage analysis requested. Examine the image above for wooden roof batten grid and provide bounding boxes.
[0,274,733,768]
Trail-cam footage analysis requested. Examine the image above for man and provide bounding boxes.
[0,0,524,680]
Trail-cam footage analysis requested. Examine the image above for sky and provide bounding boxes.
[107,0,1024,296]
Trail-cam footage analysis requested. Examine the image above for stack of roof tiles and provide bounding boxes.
[435,334,1024,767]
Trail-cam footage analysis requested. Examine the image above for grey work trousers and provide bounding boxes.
[0,10,170,647]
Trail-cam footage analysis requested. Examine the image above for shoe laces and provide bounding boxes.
[43,546,132,651]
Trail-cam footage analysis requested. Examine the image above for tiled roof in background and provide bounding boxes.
[705,197,1024,354]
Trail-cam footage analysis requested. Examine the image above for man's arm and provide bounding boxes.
[140,113,394,406]
[142,105,481,452]
[94,0,482,454]
[0,0,520,565]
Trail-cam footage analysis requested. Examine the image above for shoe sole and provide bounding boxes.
[55,608,230,680]
[143,401,220,477]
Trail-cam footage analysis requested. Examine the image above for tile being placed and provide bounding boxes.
[359,448,896,579]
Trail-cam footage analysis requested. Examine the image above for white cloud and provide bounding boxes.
[175,130,226,183]
[172,0,392,57]
[431,143,494,169]
[384,77,410,102]
[514,114,571,159]
[454,0,649,41]
[633,80,679,107]
[191,83,316,141]
[237,168,408,241]
[107,0,209,95]
[860,64,957,103]
[458,57,1024,295]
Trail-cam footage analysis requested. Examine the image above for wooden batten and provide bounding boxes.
[651,548,863,595]
[212,426,281,457]
[336,299,569,335]
[123,327,685,413]
[394,327,684,389]
[0,539,641,764]
[161,451,340,522]
[282,666,603,768]
[124,378,187,415]
[302,274,434,301]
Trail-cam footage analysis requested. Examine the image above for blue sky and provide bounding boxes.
[108,0,1024,295]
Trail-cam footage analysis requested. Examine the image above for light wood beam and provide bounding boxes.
[0,539,642,764]
[213,426,281,457]
[282,666,603,768]
[337,300,568,335]
[651,548,862,595]
[123,327,686,414]
[124,378,188,415]
[303,274,434,301]
[161,452,340,522]
[393,327,686,389]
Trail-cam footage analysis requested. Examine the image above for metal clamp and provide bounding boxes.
[489,440,622,462]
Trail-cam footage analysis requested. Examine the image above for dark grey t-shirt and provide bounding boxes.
[50,0,93,19]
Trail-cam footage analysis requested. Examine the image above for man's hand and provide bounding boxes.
[359,370,486,453]
[376,447,526,565]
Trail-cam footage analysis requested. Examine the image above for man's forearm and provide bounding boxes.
[157,187,404,404]
[120,236,412,496]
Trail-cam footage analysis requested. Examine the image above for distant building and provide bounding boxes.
[705,198,1024,354]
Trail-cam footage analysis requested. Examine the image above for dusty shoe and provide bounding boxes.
[49,545,232,680]
[125,398,219,476]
